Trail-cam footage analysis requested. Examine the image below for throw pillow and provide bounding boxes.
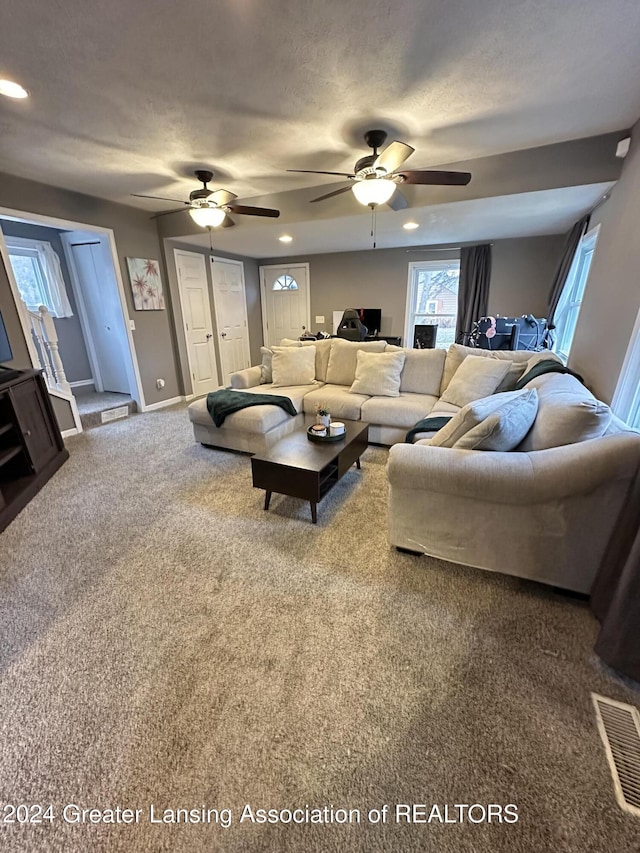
[349,350,406,397]
[430,389,539,450]
[440,356,511,408]
[271,345,316,387]
[516,373,611,450]
[260,346,273,384]
[325,339,387,386]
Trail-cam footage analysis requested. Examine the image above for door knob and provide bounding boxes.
[221,332,227,338]
[206,333,213,340]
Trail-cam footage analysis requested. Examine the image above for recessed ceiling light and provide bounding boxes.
[403,222,419,231]
[278,235,293,243]
[0,79,29,99]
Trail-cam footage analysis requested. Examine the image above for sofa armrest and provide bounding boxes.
[230,366,262,389]
[387,434,640,505]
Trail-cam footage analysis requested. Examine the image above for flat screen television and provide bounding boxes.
[355,308,382,337]
[0,310,14,365]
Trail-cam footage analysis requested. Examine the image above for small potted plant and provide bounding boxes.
[315,402,331,428]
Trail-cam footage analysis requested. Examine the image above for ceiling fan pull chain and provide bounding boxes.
[370,204,377,249]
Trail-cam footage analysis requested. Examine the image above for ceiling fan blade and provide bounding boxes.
[210,189,237,206]
[309,185,352,203]
[227,204,280,218]
[397,170,472,186]
[387,190,409,211]
[373,140,414,175]
[149,207,190,219]
[132,194,189,204]
[287,169,355,177]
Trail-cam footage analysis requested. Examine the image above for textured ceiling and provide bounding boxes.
[0,0,639,250]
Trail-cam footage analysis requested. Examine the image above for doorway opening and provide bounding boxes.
[0,211,144,433]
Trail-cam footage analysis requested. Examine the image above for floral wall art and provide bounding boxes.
[126,257,165,310]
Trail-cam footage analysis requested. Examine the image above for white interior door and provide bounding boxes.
[175,249,219,397]
[260,263,310,347]
[210,256,250,385]
[68,241,130,393]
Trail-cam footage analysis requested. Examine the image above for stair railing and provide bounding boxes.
[27,305,72,396]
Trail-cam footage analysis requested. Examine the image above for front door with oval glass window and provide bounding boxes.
[260,263,310,347]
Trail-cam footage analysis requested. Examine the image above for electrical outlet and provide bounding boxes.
[129,319,136,331]
[156,378,165,390]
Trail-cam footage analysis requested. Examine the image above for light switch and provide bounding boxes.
[315,315,325,324]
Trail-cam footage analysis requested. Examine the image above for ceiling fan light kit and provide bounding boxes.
[189,205,226,228]
[351,177,396,206]
[132,169,280,229]
[289,129,472,210]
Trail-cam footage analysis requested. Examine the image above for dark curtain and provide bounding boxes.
[547,214,590,325]
[455,244,492,344]
[591,471,640,683]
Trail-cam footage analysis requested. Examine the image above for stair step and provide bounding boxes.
[79,399,137,431]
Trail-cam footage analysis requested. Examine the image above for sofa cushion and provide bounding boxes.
[360,392,439,428]
[271,345,316,387]
[325,339,387,386]
[516,373,612,450]
[188,384,309,433]
[303,384,370,421]
[440,355,511,408]
[430,389,539,450]
[350,350,406,397]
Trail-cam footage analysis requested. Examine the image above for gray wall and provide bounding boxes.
[0,220,93,384]
[488,235,565,318]
[266,235,565,343]
[570,121,640,403]
[163,240,262,395]
[0,171,180,406]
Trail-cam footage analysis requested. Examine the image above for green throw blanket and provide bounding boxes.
[514,358,584,390]
[206,389,297,428]
[405,415,452,444]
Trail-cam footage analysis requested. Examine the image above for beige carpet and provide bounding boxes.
[0,405,638,852]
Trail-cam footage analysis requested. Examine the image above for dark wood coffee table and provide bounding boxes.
[251,415,369,523]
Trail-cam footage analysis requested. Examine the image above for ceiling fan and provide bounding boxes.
[131,170,280,228]
[288,130,471,209]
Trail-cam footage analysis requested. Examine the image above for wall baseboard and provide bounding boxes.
[141,395,185,412]
[61,427,80,438]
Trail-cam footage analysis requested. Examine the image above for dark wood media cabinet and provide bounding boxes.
[0,369,69,534]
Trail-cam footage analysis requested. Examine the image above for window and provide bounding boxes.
[405,260,460,349]
[272,274,298,291]
[612,305,640,430]
[5,237,73,318]
[552,227,599,362]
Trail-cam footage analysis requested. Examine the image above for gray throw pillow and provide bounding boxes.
[431,389,539,450]
[260,346,273,384]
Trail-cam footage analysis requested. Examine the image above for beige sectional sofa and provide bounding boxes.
[187,339,640,593]
[187,337,448,452]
